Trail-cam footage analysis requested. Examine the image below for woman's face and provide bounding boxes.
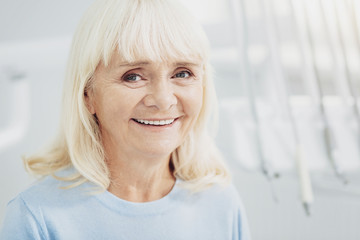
[86,53,204,160]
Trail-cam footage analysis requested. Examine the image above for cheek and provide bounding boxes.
[94,88,141,124]
[182,85,203,117]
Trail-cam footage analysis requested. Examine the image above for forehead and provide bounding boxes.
[105,51,204,69]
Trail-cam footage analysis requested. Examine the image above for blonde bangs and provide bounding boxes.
[99,0,210,65]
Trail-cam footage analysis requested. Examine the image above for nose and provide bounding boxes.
[143,79,177,111]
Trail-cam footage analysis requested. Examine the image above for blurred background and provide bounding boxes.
[1,0,360,239]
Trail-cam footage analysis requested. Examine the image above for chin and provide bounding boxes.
[137,144,178,159]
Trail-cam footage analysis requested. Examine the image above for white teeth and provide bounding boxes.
[135,119,175,126]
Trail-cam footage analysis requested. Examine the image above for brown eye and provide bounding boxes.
[173,71,191,78]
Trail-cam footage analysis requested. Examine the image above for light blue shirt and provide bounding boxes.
[1,174,251,240]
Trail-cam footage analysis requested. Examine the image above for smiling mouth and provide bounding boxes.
[132,118,176,126]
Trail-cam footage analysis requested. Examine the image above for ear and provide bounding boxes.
[84,88,96,115]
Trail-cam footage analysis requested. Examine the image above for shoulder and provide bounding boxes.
[176,181,244,216]
[1,170,101,239]
[199,183,251,239]
[175,181,251,239]
[9,169,98,217]
[18,175,69,202]
[1,171,99,238]
[0,177,62,239]
[191,182,242,207]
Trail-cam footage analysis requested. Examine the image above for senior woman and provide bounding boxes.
[0,0,251,239]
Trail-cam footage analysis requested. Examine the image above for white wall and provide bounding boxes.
[0,37,70,226]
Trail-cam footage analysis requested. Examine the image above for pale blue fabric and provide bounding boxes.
[0,173,251,240]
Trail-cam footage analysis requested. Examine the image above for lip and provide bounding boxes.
[132,117,178,121]
[131,117,180,129]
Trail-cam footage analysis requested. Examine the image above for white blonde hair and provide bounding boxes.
[24,0,230,191]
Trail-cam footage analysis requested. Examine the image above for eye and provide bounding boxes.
[123,74,142,82]
[173,71,192,79]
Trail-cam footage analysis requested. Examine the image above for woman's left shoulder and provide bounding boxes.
[204,183,251,239]
[212,183,241,199]
[190,182,244,210]
[206,182,241,198]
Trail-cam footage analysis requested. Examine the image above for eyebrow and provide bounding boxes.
[118,61,150,67]
[117,61,202,68]
[174,62,202,67]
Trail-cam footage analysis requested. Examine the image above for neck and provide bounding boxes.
[105,148,176,202]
